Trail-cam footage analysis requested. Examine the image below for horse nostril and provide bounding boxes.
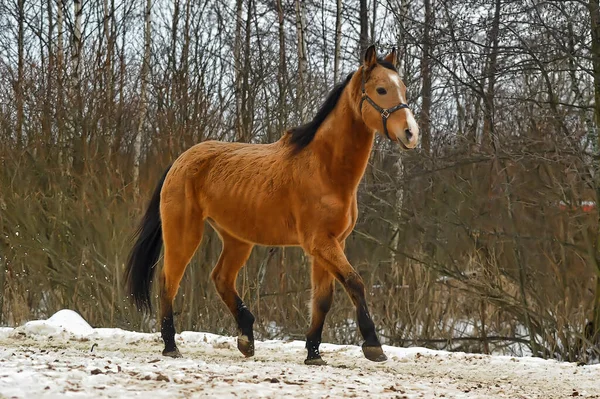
[404,129,413,141]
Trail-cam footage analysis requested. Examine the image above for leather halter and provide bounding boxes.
[359,66,410,141]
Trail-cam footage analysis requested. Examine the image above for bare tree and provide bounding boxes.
[589,0,600,343]
[15,0,24,148]
[371,0,378,44]
[133,0,152,192]
[334,0,342,83]
[420,0,432,153]
[0,0,598,364]
[359,0,369,56]
[277,0,287,132]
[241,0,253,142]
[481,0,501,151]
[295,0,308,122]
[234,0,244,140]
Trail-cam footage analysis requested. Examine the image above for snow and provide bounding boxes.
[0,310,599,398]
[20,309,94,338]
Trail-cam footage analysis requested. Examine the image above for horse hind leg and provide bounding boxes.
[159,201,204,358]
[210,232,255,357]
[305,261,335,366]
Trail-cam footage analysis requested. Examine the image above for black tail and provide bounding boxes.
[125,165,172,312]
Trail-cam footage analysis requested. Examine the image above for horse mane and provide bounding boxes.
[288,58,397,153]
[288,72,354,153]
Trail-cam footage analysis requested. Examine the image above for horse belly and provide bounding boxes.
[187,143,299,246]
[208,204,297,246]
[203,180,298,246]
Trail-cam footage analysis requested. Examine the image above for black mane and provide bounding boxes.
[288,72,354,153]
[377,58,397,72]
[288,58,397,153]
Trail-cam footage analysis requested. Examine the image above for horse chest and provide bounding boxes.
[316,195,357,239]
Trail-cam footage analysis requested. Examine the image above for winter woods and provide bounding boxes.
[0,0,599,363]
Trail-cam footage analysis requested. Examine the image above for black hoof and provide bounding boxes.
[237,335,255,357]
[362,344,387,362]
[162,348,182,358]
[304,356,327,366]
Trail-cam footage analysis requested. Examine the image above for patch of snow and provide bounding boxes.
[16,309,94,339]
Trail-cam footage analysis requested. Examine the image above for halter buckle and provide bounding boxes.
[381,109,390,119]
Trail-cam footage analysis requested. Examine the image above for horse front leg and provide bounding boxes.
[305,236,386,362]
[305,260,335,365]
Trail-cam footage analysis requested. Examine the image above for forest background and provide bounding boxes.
[1,0,600,364]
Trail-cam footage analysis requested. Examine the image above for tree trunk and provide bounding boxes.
[168,0,180,154]
[112,23,126,166]
[43,0,54,149]
[589,0,600,344]
[420,0,432,154]
[103,0,114,151]
[134,0,152,193]
[241,0,253,142]
[251,0,271,142]
[16,0,25,148]
[234,0,244,141]
[72,0,82,84]
[481,0,501,151]
[277,0,287,134]
[334,0,342,83]
[71,0,86,176]
[390,0,410,278]
[359,0,369,56]
[180,0,191,148]
[371,0,378,45]
[170,0,180,109]
[295,0,308,122]
[320,0,328,79]
[57,0,65,168]
[396,0,409,74]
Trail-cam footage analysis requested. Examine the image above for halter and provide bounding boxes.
[359,66,410,141]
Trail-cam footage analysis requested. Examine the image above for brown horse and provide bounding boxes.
[125,45,419,365]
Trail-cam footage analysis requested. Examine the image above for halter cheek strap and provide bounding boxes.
[359,67,410,141]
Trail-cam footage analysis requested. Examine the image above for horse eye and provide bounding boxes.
[376,87,387,95]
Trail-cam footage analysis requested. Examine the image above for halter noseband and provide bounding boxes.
[359,66,410,141]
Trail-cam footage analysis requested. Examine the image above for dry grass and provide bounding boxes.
[1,137,597,364]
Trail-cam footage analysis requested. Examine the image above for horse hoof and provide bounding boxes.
[362,345,387,362]
[304,357,327,366]
[162,348,182,358]
[237,335,255,357]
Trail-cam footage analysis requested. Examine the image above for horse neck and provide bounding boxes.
[313,83,375,193]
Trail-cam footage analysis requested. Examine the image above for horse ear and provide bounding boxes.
[363,44,377,68]
[383,47,398,68]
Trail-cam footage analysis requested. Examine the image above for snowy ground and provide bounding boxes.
[0,310,598,398]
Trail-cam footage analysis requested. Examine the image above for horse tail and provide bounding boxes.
[124,165,172,312]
